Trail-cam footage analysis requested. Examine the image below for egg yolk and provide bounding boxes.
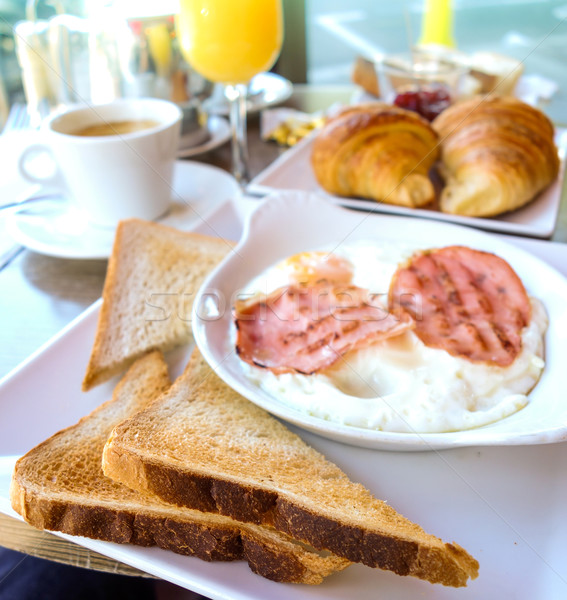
[277,251,354,285]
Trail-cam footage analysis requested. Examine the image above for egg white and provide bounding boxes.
[237,241,548,434]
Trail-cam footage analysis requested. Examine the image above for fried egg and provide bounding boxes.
[248,250,354,294]
[238,241,548,434]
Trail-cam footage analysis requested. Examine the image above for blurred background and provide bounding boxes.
[0,0,565,125]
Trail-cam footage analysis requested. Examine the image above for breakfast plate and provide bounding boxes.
[203,72,294,115]
[0,197,567,598]
[177,116,231,158]
[247,127,567,239]
[193,191,567,451]
[4,161,240,259]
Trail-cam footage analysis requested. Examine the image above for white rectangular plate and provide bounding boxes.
[1,200,567,599]
[248,128,567,239]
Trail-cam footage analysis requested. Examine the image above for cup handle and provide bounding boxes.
[17,143,65,189]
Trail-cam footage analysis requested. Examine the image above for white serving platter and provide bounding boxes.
[1,198,567,599]
[247,128,567,239]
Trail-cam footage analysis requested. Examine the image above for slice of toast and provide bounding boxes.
[103,349,479,588]
[351,56,380,97]
[82,219,233,391]
[11,351,350,584]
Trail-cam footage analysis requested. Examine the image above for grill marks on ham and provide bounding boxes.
[235,282,413,374]
[389,246,531,366]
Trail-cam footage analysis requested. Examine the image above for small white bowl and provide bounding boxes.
[192,191,567,451]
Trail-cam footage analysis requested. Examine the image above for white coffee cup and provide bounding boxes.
[18,98,182,228]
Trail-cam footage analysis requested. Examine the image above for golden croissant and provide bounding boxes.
[432,96,559,217]
[311,103,440,208]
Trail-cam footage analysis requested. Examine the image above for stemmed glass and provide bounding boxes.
[177,0,284,184]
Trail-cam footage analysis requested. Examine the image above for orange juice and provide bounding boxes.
[177,0,283,84]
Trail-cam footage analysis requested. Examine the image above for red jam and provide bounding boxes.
[394,87,451,121]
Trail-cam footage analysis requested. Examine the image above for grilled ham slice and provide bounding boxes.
[235,282,413,374]
[389,246,531,366]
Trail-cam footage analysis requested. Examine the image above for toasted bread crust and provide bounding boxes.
[10,487,243,560]
[241,535,304,583]
[11,483,345,583]
[104,446,477,587]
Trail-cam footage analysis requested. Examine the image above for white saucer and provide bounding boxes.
[177,116,231,158]
[6,161,240,260]
[203,73,293,116]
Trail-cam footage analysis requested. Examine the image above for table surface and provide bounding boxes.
[1,84,566,582]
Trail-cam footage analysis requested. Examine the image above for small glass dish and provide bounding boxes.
[379,50,467,120]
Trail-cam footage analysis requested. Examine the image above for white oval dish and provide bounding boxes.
[192,191,567,451]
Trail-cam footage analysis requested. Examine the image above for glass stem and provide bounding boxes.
[225,83,249,185]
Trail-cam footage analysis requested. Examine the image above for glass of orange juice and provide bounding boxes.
[177,0,284,183]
